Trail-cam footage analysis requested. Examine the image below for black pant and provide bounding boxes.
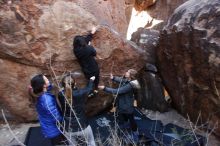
[118,113,137,132]
[51,134,68,146]
[85,71,100,89]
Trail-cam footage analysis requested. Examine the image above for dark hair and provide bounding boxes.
[73,36,87,49]
[31,74,45,94]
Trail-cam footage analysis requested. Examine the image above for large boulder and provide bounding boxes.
[138,64,169,112]
[158,0,220,136]
[147,0,188,26]
[0,0,145,122]
[131,28,159,63]
[71,0,128,37]
[125,0,135,24]
[127,0,188,40]
[0,59,40,121]
[134,0,157,11]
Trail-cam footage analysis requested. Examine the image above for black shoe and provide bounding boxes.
[94,90,98,94]
[88,93,95,98]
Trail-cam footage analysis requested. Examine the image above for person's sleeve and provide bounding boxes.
[104,83,132,95]
[112,76,125,83]
[85,32,93,44]
[78,80,94,97]
[44,95,62,121]
[88,46,96,56]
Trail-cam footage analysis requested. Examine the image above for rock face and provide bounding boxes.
[0,0,145,122]
[125,0,135,23]
[71,0,128,37]
[134,0,157,11]
[138,64,169,112]
[131,28,159,63]
[158,0,220,136]
[147,0,188,26]
[126,0,187,40]
[0,60,40,121]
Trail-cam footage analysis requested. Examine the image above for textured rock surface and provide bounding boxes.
[134,0,157,11]
[126,0,187,40]
[147,0,188,26]
[71,0,128,37]
[131,28,159,63]
[138,66,169,112]
[125,0,135,23]
[0,0,145,122]
[158,0,220,136]
[0,60,39,121]
[130,28,168,111]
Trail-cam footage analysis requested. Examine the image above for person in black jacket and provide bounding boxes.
[98,69,140,142]
[58,74,96,146]
[73,27,100,96]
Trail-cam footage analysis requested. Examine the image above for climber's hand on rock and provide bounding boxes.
[110,74,113,80]
[91,26,97,34]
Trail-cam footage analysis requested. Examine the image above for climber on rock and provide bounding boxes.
[73,26,101,97]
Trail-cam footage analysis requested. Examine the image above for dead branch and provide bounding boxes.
[1,109,26,146]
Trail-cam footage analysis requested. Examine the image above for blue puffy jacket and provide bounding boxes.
[36,92,62,138]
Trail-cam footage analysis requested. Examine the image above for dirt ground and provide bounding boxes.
[0,108,219,146]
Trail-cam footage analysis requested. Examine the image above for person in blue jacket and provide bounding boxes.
[98,69,140,143]
[30,74,67,145]
[58,73,96,146]
[73,27,100,96]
